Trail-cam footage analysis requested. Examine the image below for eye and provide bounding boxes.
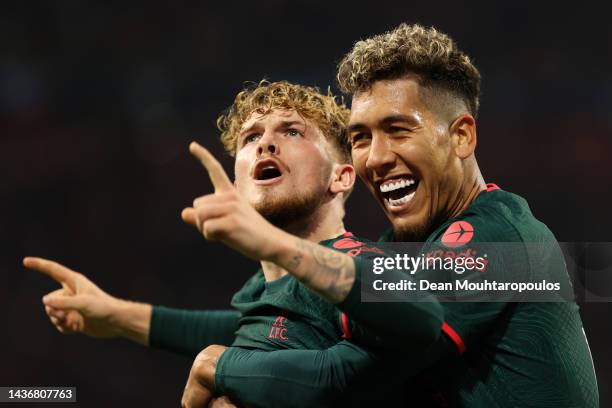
[350,132,370,145]
[287,128,302,137]
[243,133,261,144]
[389,126,408,133]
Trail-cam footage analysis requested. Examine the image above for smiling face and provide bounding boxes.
[349,78,469,240]
[233,109,337,227]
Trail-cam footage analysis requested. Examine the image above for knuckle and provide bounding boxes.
[197,209,210,222]
[191,358,206,372]
[204,223,225,240]
[191,360,211,377]
[225,215,237,228]
[203,224,214,239]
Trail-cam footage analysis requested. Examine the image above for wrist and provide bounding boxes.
[111,299,152,345]
[263,227,293,264]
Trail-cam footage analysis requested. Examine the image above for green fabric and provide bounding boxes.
[229,271,343,351]
[227,232,425,352]
[217,233,417,407]
[401,188,599,407]
[216,341,400,408]
[217,188,598,408]
[338,255,444,349]
[149,307,240,357]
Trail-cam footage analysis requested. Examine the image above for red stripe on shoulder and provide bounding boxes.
[441,321,466,354]
[486,183,500,192]
[341,313,352,340]
[333,237,364,250]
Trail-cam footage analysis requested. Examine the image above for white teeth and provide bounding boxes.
[379,178,415,193]
[386,191,416,207]
[379,177,417,208]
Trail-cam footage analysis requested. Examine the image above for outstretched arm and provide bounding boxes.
[150,306,239,356]
[24,257,239,356]
[24,256,152,344]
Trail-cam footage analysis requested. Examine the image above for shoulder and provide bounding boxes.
[231,270,265,303]
[432,188,556,244]
[242,270,265,285]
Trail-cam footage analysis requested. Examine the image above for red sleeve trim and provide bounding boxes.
[340,312,352,340]
[441,321,466,354]
[485,183,500,192]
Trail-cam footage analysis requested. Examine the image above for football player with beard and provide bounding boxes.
[179,24,598,408]
[25,81,434,407]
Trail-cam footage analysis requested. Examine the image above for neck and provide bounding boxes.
[261,197,346,282]
[447,164,487,221]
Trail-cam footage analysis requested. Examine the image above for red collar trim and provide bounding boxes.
[485,183,500,192]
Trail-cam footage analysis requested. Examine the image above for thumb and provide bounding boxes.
[43,294,89,311]
[181,207,198,227]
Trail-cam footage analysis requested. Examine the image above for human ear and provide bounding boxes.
[330,164,356,195]
[450,114,477,159]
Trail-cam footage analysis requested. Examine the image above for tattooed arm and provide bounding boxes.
[270,236,444,347]
[272,237,356,304]
[180,143,442,345]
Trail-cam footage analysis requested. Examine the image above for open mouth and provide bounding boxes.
[379,177,419,208]
[253,159,283,182]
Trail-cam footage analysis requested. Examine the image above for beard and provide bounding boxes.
[392,208,451,242]
[392,218,433,242]
[393,224,430,242]
[254,186,327,229]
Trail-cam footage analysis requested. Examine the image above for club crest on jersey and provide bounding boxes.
[268,312,289,340]
[441,221,474,248]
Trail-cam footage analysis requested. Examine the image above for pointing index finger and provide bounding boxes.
[23,257,77,289]
[189,142,233,192]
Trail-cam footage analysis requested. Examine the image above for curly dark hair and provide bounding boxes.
[337,23,481,118]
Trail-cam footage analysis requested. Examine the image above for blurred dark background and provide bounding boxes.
[2,1,611,406]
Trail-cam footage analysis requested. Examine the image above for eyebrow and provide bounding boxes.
[347,114,420,133]
[239,122,261,138]
[278,120,306,129]
[240,120,306,137]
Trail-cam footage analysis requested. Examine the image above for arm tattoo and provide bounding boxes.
[292,239,356,303]
[287,253,303,270]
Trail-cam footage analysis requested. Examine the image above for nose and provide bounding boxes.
[257,131,279,156]
[365,133,395,174]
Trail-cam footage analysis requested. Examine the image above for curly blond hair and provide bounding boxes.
[337,23,481,117]
[217,80,351,162]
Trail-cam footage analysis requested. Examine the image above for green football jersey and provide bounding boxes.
[382,184,598,407]
[210,185,597,408]
[230,232,384,351]
[215,233,419,407]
